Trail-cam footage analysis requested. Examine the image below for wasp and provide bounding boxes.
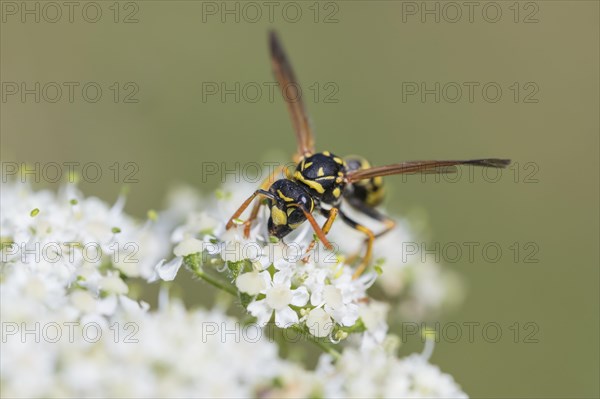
[226,31,510,278]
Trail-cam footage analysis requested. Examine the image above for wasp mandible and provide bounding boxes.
[226,31,510,278]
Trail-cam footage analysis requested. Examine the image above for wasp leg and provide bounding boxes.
[226,189,275,230]
[300,207,334,251]
[302,207,339,262]
[338,209,375,279]
[345,196,396,239]
[242,198,268,238]
[243,165,286,237]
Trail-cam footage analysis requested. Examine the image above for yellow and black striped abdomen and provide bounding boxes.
[344,155,385,207]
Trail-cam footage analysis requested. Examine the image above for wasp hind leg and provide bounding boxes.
[345,196,396,239]
[342,198,396,268]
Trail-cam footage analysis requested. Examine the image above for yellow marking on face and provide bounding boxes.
[333,157,343,164]
[317,167,325,177]
[271,206,288,226]
[286,207,295,216]
[277,190,294,202]
[294,171,325,194]
[288,221,304,229]
[333,187,341,198]
[322,151,331,156]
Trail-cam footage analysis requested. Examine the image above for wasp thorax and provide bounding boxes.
[266,179,313,239]
[293,151,347,206]
[344,155,385,207]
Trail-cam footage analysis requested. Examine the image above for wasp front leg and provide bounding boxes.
[301,207,339,262]
[226,189,275,231]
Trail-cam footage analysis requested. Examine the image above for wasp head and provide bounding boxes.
[266,179,314,240]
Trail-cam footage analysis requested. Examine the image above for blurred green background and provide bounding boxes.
[1,1,598,397]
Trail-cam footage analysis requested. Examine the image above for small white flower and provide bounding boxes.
[173,237,204,257]
[359,300,389,349]
[247,271,308,328]
[98,273,128,295]
[236,271,267,295]
[258,242,299,271]
[70,290,97,313]
[220,239,261,263]
[306,307,334,338]
[309,271,361,328]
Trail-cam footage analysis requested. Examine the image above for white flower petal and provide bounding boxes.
[290,286,309,307]
[310,291,324,307]
[97,295,119,316]
[236,271,267,295]
[259,270,273,288]
[306,308,334,338]
[173,237,204,257]
[323,285,343,309]
[330,303,359,327]
[274,306,298,328]
[272,269,292,286]
[99,274,128,295]
[221,241,245,262]
[266,284,293,310]
[155,257,183,282]
[247,299,272,326]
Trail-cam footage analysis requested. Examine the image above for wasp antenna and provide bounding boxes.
[466,159,511,168]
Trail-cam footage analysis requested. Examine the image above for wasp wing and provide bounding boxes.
[269,31,315,158]
[345,159,511,182]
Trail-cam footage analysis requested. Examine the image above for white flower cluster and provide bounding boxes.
[1,296,321,398]
[317,347,468,399]
[0,181,168,320]
[1,180,467,398]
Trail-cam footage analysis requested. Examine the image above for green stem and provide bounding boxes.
[192,267,237,296]
[187,259,342,360]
